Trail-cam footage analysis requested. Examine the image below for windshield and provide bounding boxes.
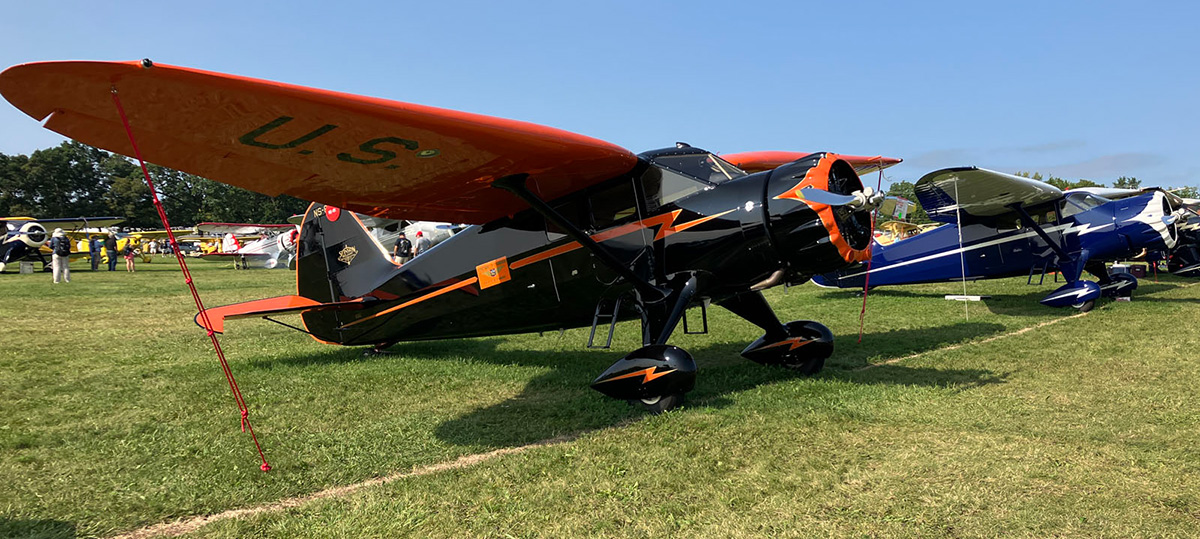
[651,153,746,185]
[1062,192,1109,218]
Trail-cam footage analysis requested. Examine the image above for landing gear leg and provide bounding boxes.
[719,291,833,375]
[591,275,699,414]
[1088,261,1137,299]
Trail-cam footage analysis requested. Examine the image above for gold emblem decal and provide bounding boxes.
[337,245,359,265]
[475,257,511,289]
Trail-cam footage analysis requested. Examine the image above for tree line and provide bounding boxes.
[0,141,310,228]
[3,141,1194,230]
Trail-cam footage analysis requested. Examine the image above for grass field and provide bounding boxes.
[2,258,1198,538]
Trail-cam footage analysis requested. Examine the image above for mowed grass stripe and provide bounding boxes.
[115,434,579,539]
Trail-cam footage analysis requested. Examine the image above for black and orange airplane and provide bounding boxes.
[0,60,899,411]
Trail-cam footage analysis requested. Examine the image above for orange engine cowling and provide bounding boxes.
[763,153,874,282]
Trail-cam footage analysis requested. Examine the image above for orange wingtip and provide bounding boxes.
[0,60,638,224]
[722,151,902,174]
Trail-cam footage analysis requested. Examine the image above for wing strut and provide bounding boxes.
[1010,203,1081,283]
[493,174,668,303]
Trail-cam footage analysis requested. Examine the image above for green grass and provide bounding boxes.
[1,258,1198,537]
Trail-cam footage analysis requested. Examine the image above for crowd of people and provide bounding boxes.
[48,231,175,284]
[390,230,432,264]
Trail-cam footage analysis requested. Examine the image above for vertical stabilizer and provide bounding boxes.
[295,203,398,303]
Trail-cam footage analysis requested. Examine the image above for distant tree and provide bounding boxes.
[1015,171,1104,190]
[0,152,31,216]
[0,142,311,227]
[884,180,931,224]
[1172,186,1199,199]
[1113,176,1141,189]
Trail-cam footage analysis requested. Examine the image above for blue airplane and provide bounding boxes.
[812,167,1188,311]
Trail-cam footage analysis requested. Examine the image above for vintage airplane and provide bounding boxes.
[307,213,467,260]
[1069,187,1200,278]
[874,220,939,246]
[0,59,901,411]
[196,222,298,269]
[1,216,124,272]
[812,168,1189,311]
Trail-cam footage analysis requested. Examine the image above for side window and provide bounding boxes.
[546,196,591,240]
[591,179,639,230]
[642,166,708,212]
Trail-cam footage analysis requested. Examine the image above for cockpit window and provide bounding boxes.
[1062,192,1109,218]
[651,153,746,185]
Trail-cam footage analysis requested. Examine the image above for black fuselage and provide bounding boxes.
[293,150,870,346]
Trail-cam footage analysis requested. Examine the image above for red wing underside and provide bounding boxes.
[195,295,365,333]
[723,151,902,175]
[0,61,638,224]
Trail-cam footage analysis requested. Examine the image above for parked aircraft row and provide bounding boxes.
[1,59,1196,414]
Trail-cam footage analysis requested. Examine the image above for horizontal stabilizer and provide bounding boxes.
[195,295,365,333]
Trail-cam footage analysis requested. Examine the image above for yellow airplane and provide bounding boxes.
[2,216,123,272]
[66,229,180,265]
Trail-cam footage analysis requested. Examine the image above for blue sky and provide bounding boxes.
[1,0,1197,189]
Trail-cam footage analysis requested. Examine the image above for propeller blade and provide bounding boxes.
[797,187,886,210]
[796,187,857,206]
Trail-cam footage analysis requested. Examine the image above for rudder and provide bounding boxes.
[295,203,398,303]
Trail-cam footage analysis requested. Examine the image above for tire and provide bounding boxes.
[783,355,826,376]
[632,393,684,414]
[1073,299,1095,313]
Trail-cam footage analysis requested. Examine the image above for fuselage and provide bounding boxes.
[295,149,873,346]
[814,190,1178,288]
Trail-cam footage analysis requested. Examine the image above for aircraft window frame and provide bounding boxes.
[641,165,711,213]
[650,153,747,186]
[1062,193,1108,218]
[589,178,641,232]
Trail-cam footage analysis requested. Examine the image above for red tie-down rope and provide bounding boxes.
[110,88,270,472]
[857,158,885,343]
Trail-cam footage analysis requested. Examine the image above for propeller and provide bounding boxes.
[797,186,885,209]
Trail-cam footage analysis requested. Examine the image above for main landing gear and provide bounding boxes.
[589,284,834,414]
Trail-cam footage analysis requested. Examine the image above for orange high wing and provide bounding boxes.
[723,151,902,176]
[0,60,638,224]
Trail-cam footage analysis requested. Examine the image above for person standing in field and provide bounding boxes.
[104,232,118,271]
[48,228,71,283]
[123,242,137,272]
[392,232,412,264]
[89,236,102,270]
[413,230,432,257]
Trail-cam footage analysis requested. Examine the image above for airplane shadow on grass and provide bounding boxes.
[316,321,1011,450]
[0,519,76,539]
[820,281,1195,317]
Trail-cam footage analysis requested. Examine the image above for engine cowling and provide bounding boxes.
[763,153,874,281]
[13,221,49,248]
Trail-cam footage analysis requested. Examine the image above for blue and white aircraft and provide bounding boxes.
[812,167,1188,311]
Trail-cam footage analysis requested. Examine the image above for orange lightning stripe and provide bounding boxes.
[597,367,677,385]
[758,337,813,351]
[338,277,479,329]
[510,208,735,270]
[337,208,739,328]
